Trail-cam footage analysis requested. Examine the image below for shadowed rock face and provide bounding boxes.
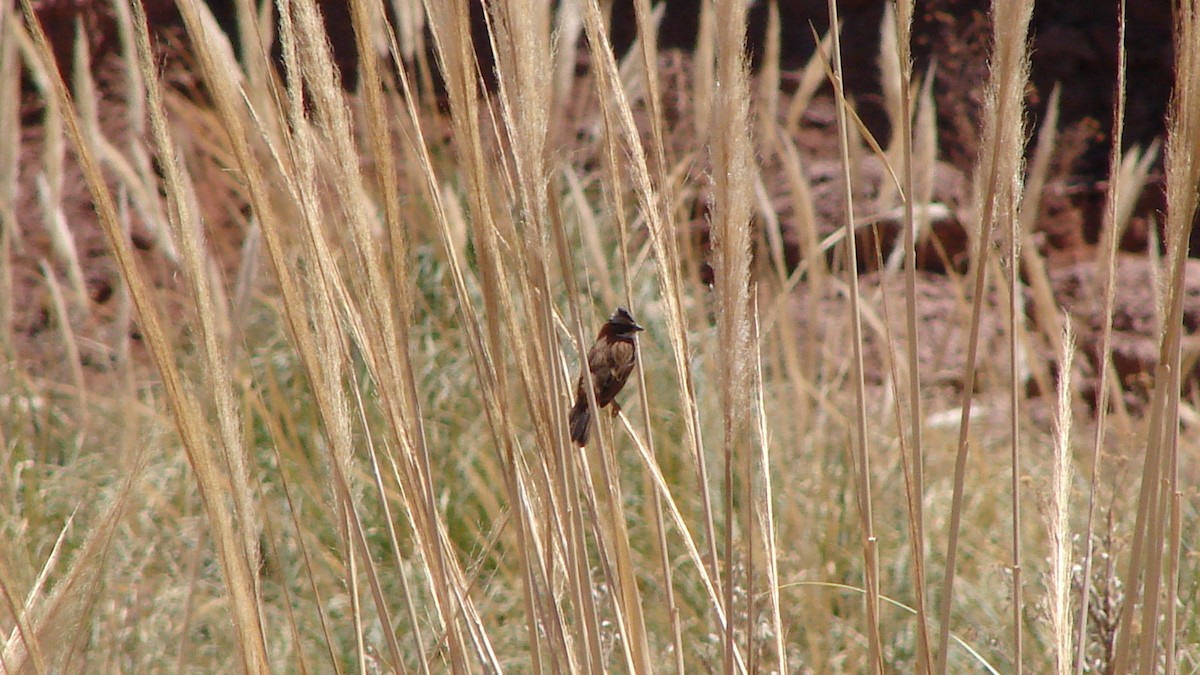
[33,0,1174,164]
[1045,256,1200,410]
[610,0,1173,179]
[27,1,182,83]
[31,0,1174,181]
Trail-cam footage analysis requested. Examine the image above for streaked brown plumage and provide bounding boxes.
[569,307,644,446]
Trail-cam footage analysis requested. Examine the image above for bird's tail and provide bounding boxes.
[569,396,591,446]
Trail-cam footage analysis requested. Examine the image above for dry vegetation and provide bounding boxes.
[1,0,1198,673]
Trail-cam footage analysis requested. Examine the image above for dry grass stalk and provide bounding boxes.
[1047,322,1076,674]
[709,0,756,670]
[497,1,656,666]
[20,2,272,671]
[824,0,883,670]
[1074,3,1127,671]
[1112,0,1200,670]
[386,5,545,668]
[784,26,834,134]
[133,0,263,633]
[757,1,781,157]
[933,0,1034,672]
[627,2,693,665]
[273,2,416,668]
[580,0,732,641]
[880,1,933,670]
[0,3,18,350]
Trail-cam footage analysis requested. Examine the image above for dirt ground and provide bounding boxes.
[10,0,1193,406]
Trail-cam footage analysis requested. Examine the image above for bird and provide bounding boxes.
[569,307,644,446]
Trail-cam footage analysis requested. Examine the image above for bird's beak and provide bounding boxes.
[632,323,645,332]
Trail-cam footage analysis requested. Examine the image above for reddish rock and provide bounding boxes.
[1047,255,1200,408]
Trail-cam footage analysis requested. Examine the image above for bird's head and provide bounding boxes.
[606,306,644,338]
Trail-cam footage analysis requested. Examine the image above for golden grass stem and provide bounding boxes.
[751,303,788,674]
[1112,0,1199,669]
[136,0,266,628]
[1110,363,1169,673]
[0,5,18,352]
[579,2,731,657]
[935,1,1033,670]
[1017,85,1062,406]
[0,522,53,673]
[757,1,781,158]
[1073,3,1126,671]
[885,1,933,668]
[1048,322,1076,675]
[23,3,272,670]
[709,0,757,669]
[617,412,746,672]
[1006,112,1025,675]
[621,2,687,665]
[825,1,883,670]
